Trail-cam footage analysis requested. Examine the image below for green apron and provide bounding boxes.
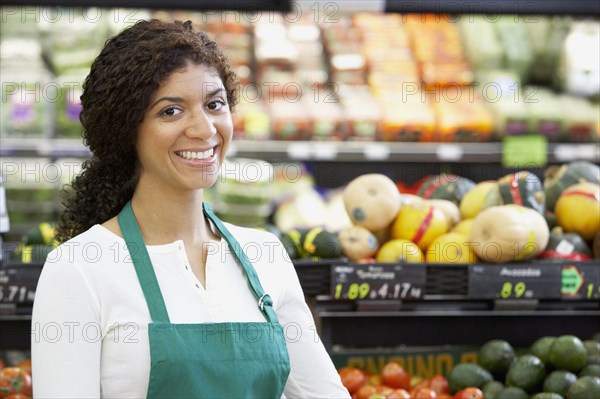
[117,201,291,399]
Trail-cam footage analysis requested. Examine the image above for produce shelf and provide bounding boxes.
[0,0,291,11]
[2,0,598,15]
[317,309,600,351]
[1,138,598,164]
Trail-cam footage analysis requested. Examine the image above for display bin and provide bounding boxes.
[293,258,348,297]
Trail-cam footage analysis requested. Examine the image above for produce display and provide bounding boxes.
[1,11,598,141]
[0,358,32,399]
[337,334,600,399]
[273,161,599,264]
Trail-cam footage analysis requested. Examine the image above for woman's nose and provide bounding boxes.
[185,109,217,138]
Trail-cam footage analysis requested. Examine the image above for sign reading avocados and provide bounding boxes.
[331,263,426,301]
[561,263,600,300]
[468,263,562,299]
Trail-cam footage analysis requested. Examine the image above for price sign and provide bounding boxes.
[0,263,42,306]
[561,263,600,300]
[468,263,562,299]
[502,135,547,168]
[331,263,426,301]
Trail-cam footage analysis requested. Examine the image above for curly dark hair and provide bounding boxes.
[56,19,239,243]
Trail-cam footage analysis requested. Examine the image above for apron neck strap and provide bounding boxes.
[118,201,171,323]
[203,203,280,324]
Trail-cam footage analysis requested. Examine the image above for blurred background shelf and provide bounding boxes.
[2,0,599,15]
[1,137,598,163]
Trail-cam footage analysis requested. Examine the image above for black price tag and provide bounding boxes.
[561,263,600,300]
[468,263,562,300]
[0,263,42,305]
[331,263,426,301]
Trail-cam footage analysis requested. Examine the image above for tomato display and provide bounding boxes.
[381,362,410,390]
[339,367,368,395]
[0,367,32,399]
[453,387,484,399]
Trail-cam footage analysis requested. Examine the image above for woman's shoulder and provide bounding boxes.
[222,222,283,246]
[46,223,123,265]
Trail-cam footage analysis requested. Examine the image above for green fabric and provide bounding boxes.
[117,201,290,398]
[118,201,170,323]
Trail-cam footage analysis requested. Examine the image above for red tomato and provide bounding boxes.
[355,385,378,399]
[429,374,449,394]
[0,367,32,399]
[413,387,438,399]
[436,394,453,399]
[387,388,412,399]
[6,395,30,399]
[381,362,410,390]
[338,367,367,395]
[409,379,431,397]
[454,387,484,399]
[15,361,30,379]
[375,385,394,396]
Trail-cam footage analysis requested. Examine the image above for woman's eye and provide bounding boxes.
[207,100,226,111]
[161,107,182,116]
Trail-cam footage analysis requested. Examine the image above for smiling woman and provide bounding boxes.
[31,19,350,399]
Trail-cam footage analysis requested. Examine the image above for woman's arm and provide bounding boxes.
[273,243,350,399]
[31,246,102,398]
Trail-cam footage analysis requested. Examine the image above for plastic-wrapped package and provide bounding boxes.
[556,20,600,98]
[525,86,563,141]
[494,16,534,82]
[1,67,53,138]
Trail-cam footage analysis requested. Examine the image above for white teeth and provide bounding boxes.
[178,148,214,160]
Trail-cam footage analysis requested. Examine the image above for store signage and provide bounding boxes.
[331,263,426,301]
[561,263,600,300]
[502,135,548,168]
[0,263,42,307]
[468,263,562,299]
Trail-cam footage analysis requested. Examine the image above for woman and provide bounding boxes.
[32,19,350,398]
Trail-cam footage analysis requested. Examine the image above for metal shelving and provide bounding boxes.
[1,137,598,163]
[1,0,598,15]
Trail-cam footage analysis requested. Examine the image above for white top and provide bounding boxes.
[31,222,350,399]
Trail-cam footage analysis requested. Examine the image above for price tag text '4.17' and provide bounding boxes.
[331,263,426,301]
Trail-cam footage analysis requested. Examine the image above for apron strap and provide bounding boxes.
[118,201,171,323]
[203,203,280,324]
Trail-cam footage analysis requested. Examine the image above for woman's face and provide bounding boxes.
[136,63,233,192]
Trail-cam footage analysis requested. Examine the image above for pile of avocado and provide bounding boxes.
[447,334,600,399]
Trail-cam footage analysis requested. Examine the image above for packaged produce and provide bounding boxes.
[433,95,494,142]
[558,95,599,142]
[38,10,108,75]
[269,98,309,140]
[525,86,563,141]
[488,96,530,137]
[459,16,504,72]
[55,70,86,139]
[303,88,343,140]
[215,158,274,205]
[214,158,275,227]
[254,16,298,69]
[1,67,52,137]
[232,86,271,140]
[378,99,435,142]
[494,17,534,82]
[525,16,573,85]
[337,85,380,141]
[556,20,600,98]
